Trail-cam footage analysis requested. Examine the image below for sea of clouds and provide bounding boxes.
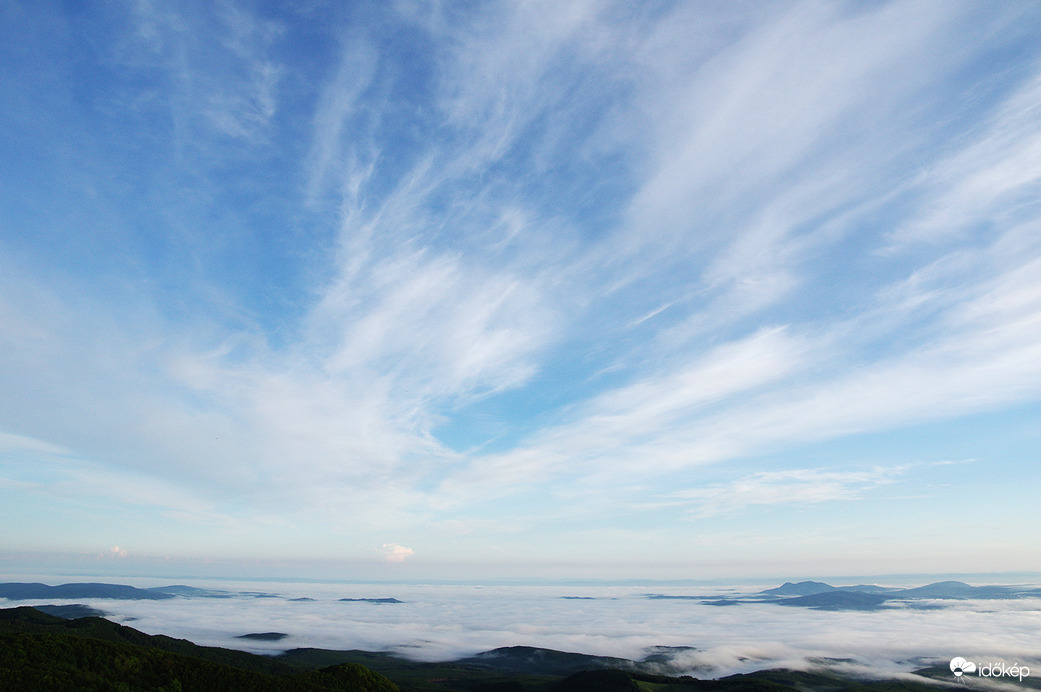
[3,577,1040,679]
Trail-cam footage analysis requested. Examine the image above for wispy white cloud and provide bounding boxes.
[304,35,379,204]
[436,327,811,502]
[428,4,1041,508]
[0,432,72,457]
[614,0,972,263]
[127,0,286,142]
[888,70,1041,249]
[670,466,906,518]
[313,250,552,403]
[0,428,218,518]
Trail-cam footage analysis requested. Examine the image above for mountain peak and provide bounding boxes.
[760,581,837,596]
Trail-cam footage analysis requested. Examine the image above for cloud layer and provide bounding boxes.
[5,580,1039,680]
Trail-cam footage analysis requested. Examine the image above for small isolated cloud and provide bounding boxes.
[379,543,415,563]
[108,545,128,558]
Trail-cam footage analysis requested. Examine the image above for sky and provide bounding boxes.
[1,0,1041,581]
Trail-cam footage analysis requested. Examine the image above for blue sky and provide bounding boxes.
[2,0,1040,581]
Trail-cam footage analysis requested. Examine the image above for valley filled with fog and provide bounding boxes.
[3,576,1039,680]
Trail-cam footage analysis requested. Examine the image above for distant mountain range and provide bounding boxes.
[0,582,404,603]
[0,582,247,601]
[758,581,895,596]
[678,580,1041,611]
[0,582,178,600]
[4,579,1040,615]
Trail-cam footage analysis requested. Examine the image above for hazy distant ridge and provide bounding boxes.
[0,582,271,601]
[5,579,1041,618]
[0,582,176,601]
[647,580,1041,611]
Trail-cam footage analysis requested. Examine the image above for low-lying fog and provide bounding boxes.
[4,578,1040,679]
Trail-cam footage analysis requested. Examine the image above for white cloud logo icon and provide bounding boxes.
[951,657,977,677]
